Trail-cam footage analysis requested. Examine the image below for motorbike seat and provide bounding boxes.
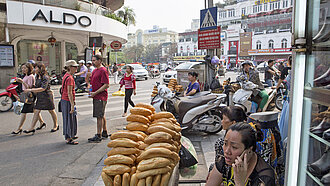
[178,94,217,116]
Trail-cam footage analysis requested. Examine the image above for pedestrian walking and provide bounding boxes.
[11,62,45,135]
[88,55,110,143]
[119,65,136,117]
[61,60,79,145]
[23,62,58,134]
[112,63,118,84]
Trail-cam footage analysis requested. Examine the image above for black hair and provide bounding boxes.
[226,123,263,151]
[188,71,198,78]
[268,59,275,64]
[127,65,134,72]
[222,106,247,123]
[93,54,103,61]
[288,56,292,66]
[35,62,47,76]
[22,63,33,76]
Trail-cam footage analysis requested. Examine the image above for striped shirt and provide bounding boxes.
[121,73,136,89]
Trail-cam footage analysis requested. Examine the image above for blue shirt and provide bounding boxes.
[187,82,200,95]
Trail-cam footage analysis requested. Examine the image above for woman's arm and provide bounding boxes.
[205,166,223,186]
[25,87,46,93]
[67,85,75,113]
[186,89,197,96]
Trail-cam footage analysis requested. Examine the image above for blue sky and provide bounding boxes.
[124,0,210,33]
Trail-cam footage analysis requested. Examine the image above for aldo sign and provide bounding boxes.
[32,9,92,27]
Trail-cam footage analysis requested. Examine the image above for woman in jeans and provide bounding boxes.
[119,65,136,117]
[23,62,58,134]
[11,63,45,135]
[61,60,79,144]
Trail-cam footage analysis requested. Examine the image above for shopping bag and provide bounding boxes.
[13,101,24,115]
[179,136,198,168]
[112,90,125,96]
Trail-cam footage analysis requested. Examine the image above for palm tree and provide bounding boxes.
[117,6,136,26]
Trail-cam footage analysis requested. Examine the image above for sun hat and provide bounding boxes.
[65,60,79,67]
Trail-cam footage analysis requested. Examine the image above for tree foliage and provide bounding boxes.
[117,6,136,26]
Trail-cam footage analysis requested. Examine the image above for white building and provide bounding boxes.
[218,0,293,67]
[0,0,127,88]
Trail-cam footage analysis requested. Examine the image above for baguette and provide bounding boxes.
[138,141,148,150]
[101,172,114,186]
[130,107,153,117]
[151,112,174,120]
[137,148,178,162]
[130,166,137,175]
[148,125,179,138]
[114,174,121,186]
[137,157,171,172]
[146,176,153,186]
[126,122,149,132]
[104,154,134,165]
[145,142,176,151]
[152,174,161,186]
[137,179,146,186]
[132,131,148,138]
[103,164,131,176]
[160,172,171,186]
[135,103,156,112]
[107,147,140,156]
[150,122,176,131]
[136,166,171,179]
[144,132,172,144]
[130,173,138,186]
[110,130,144,141]
[127,114,150,125]
[122,172,130,186]
[107,138,139,148]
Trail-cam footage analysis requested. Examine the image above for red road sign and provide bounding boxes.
[110,41,122,50]
[198,26,221,49]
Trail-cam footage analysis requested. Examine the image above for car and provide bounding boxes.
[163,62,202,84]
[257,62,267,72]
[123,64,149,80]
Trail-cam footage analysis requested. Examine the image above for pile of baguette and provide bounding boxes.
[102,103,182,186]
[151,86,158,97]
[167,79,177,91]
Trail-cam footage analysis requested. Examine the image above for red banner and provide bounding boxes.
[198,26,221,49]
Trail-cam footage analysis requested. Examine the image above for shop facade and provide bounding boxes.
[285,0,329,185]
[0,0,127,88]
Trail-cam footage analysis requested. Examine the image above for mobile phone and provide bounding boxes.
[239,149,248,160]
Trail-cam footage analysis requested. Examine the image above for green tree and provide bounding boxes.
[117,6,136,26]
[123,44,144,62]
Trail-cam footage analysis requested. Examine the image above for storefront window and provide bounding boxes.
[65,42,78,61]
[17,40,61,73]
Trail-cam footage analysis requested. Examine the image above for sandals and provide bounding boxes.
[66,139,78,145]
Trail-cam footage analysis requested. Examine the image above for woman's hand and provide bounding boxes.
[232,153,248,186]
[133,89,136,95]
[70,105,75,114]
[24,89,31,92]
[16,78,23,83]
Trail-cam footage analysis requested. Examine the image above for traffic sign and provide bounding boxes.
[198,26,221,49]
[200,7,217,31]
[110,41,122,50]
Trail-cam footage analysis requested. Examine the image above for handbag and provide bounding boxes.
[13,101,24,115]
[19,92,35,104]
[58,76,70,112]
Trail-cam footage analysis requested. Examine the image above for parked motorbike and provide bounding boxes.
[50,70,62,85]
[151,83,226,134]
[0,77,22,112]
[233,75,276,113]
[275,81,288,111]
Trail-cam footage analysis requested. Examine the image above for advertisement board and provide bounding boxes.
[0,45,15,67]
[198,26,221,49]
[239,32,252,57]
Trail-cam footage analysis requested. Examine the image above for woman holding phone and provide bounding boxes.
[206,123,275,186]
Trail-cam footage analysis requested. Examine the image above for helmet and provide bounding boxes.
[211,56,220,65]
[86,61,92,64]
[241,60,252,67]
[78,60,85,64]
[27,60,35,64]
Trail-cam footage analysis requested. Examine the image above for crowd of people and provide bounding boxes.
[11,55,138,145]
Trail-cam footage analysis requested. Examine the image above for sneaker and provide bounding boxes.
[122,113,127,117]
[88,134,102,143]
[102,131,109,139]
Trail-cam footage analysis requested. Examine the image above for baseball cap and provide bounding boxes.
[78,60,85,64]
[86,61,92,64]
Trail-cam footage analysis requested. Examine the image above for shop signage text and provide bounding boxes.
[32,9,92,27]
[255,0,279,5]
[248,48,292,54]
[198,26,221,49]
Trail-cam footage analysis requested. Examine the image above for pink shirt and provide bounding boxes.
[22,74,35,90]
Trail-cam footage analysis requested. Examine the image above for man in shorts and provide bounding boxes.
[88,55,110,143]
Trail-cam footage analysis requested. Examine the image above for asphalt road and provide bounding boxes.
[0,71,247,186]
